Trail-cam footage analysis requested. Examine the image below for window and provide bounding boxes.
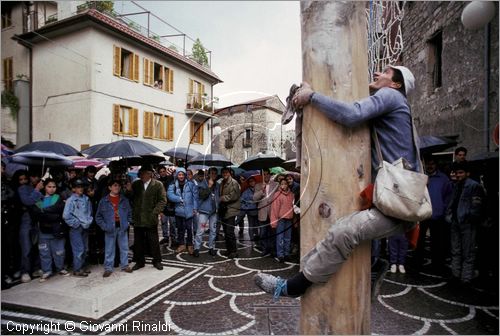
[190,120,204,144]
[143,111,174,141]
[143,58,174,93]
[245,128,252,140]
[113,45,139,81]
[1,6,12,29]
[113,104,138,136]
[428,31,442,89]
[2,57,13,92]
[188,79,205,108]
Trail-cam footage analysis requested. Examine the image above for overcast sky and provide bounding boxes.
[115,1,302,108]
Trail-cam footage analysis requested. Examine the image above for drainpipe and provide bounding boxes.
[484,22,490,153]
[29,45,33,142]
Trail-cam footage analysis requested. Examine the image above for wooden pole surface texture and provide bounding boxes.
[299,1,371,334]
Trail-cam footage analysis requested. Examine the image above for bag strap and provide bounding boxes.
[371,110,424,173]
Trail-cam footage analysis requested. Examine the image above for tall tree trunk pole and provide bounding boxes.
[300,1,371,334]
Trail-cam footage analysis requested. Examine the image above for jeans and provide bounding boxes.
[69,226,89,272]
[19,212,40,274]
[388,234,408,265]
[302,208,413,284]
[38,233,65,274]
[276,219,292,258]
[450,220,476,282]
[195,212,217,250]
[237,211,259,239]
[176,216,194,246]
[161,214,176,241]
[104,228,129,272]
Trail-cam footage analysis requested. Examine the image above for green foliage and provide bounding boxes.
[95,1,114,12]
[168,44,179,52]
[191,38,208,66]
[1,91,19,120]
[151,34,161,42]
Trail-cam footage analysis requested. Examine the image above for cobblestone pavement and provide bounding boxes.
[2,230,498,335]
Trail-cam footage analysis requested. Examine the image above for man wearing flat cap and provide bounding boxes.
[126,164,167,270]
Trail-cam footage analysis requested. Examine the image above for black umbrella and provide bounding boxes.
[239,151,285,170]
[164,147,202,161]
[9,150,74,174]
[14,141,81,156]
[419,135,459,154]
[188,153,233,167]
[81,143,108,156]
[88,139,162,159]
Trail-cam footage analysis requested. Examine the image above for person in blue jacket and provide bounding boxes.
[63,178,93,277]
[96,179,133,277]
[167,167,199,255]
[194,169,219,257]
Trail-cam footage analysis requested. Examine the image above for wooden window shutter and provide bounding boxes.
[159,115,166,139]
[133,53,139,82]
[148,61,154,86]
[144,58,150,85]
[113,45,121,76]
[199,121,204,144]
[143,111,153,138]
[167,116,174,141]
[113,104,121,134]
[131,108,139,136]
[189,78,193,94]
[168,69,174,93]
[189,121,194,143]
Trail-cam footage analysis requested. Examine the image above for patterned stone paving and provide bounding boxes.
[1,230,498,335]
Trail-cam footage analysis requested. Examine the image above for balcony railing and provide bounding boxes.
[186,94,214,113]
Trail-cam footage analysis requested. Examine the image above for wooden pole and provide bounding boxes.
[299,1,371,334]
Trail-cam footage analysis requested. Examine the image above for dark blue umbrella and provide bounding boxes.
[164,147,202,161]
[188,153,233,167]
[418,135,459,154]
[87,139,162,159]
[14,140,81,156]
[81,143,108,156]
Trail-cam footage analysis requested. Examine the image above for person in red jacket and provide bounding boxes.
[270,179,295,263]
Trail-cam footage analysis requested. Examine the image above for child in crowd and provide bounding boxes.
[63,178,93,277]
[31,178,69,282]
[270,179,295,263]
[96,179,133,277]
[388,233,408,274]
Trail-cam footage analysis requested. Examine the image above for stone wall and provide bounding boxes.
[402,1,499,157]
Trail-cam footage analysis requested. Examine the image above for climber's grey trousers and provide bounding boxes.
[302,207,415,283]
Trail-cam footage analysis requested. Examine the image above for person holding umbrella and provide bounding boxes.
[126,164,166,271]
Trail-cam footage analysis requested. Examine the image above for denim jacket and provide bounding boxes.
[63,193,93,229]
[240,187,257,215]
[197,179,219,215]
[96,193,132,232]
[446,178,484,225]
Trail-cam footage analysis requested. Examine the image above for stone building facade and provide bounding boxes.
[401,1,499,158]
[213,95,285,165]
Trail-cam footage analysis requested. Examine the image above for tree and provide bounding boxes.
[191,38,208,66]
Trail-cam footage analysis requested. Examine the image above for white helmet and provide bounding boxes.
[388,65,415,96]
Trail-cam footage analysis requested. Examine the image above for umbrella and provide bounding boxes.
[188,153,233,167]
[9,150,74,173]
[241,170,261,179]
[115,153,167,166]
[281,158,299,172]
[239,151,285,170]
[81,143,108,156]
[71,157,106,169]
[88,139,162,159]
[418,135,459,154]
[164,147,202,161]
[14,140,81,156]
[270,166,286,175]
